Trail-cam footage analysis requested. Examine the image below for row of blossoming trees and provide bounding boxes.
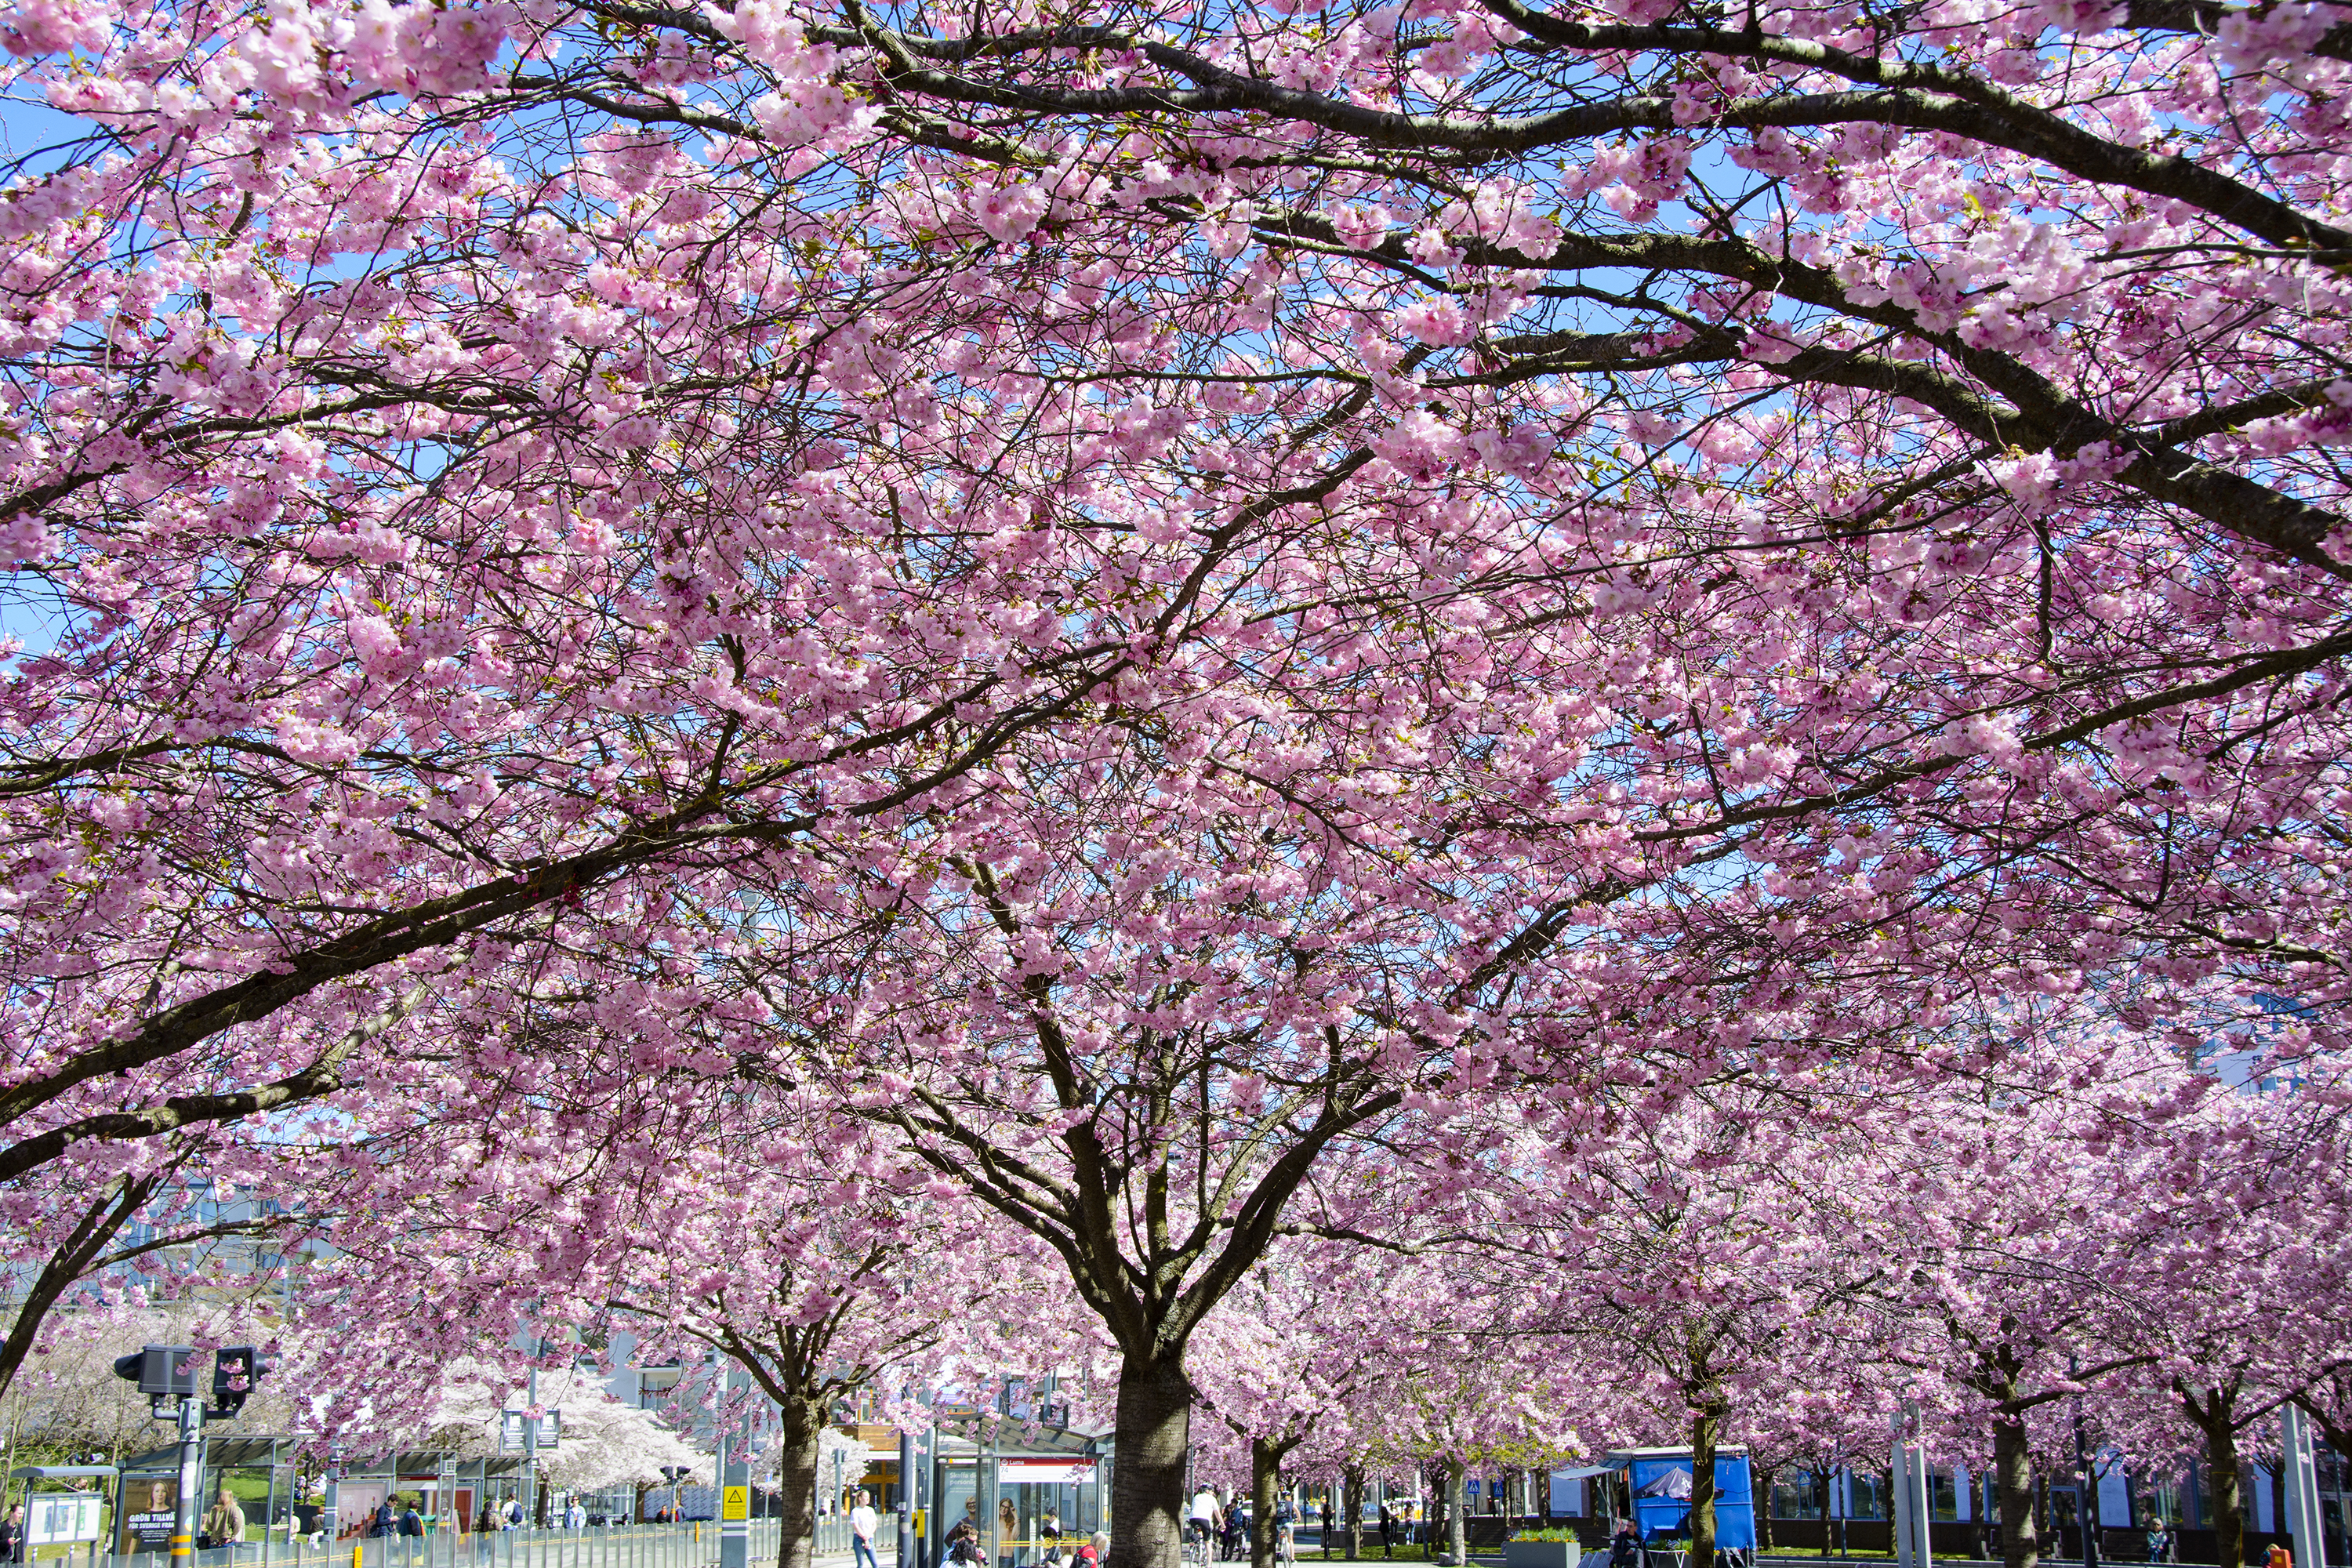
[0,0,2347,1560]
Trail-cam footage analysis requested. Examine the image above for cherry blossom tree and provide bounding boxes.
[388,1360,709,1496]
[3,4,2352,1568]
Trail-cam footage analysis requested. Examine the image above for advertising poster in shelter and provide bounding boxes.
[118,1478,178,1554]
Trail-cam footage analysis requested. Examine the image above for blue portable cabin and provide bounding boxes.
[1600,1446,1756,1552]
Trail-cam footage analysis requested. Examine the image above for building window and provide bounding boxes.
[1849,1476,1887,1521]
[1773,1474,1822,1520]
[1930,1473,1958,1523]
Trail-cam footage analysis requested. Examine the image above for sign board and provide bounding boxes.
[499,1410,564,1454]
[997,1460,1097,1486]
[27,1494,103,1545]
[722,1487,749,1522]
[1467,1480,1481,1497]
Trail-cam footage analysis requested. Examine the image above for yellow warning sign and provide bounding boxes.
[722,1487,749,1522]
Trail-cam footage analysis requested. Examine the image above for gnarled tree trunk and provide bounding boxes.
[1442,1461,1468,1567]
[2178,1382,2245,1568]
[1690,1401,1726,1568]
[1113,1356,1192,1568]
[775,1396,825,1568]
[1993,1410,2040,1568]
[1252,1439,1283,1568]
[1345,1469,1366,1562]
[2209,1426,2246,1568]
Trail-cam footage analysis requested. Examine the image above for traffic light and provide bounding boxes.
[212,1346,273,1417]
[111,1345,198,1399]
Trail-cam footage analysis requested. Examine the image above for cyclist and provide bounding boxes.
[1189,1489,1222,1564]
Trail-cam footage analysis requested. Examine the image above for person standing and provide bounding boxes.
[1,1501,24,1564]
[1378,1505,1393,1558]
[205,1487,248,1552]
[850,1491,880,1568]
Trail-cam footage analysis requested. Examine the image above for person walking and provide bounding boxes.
[565,1503,586,1531]
[1378,1506,1393,1559]
[1610,1518,1643,1568]
[1,1502,24,1565]
[850,1491,880,1568]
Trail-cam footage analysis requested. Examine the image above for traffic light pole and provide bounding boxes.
[523,1363,539,1529]
[323,1446,344,1548]
[171,1396,205,1568]
[718,1364,749,1568]
[898,1429,914,1568]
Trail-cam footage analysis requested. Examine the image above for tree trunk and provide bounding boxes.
[2209,1429,2245,1568]
[1817,1468,1834,1559]
[1112,1356,1192,1568]
[1345,1470,1366,1562]
[1443,1461,1468,1568]
[1252,1439,1282,1568]
[775,1396,824,1568]
[1755,1468,1777,1554]
[2180,1386,2245,1568]
[1994,1412,2040,1568]
[1690,1406,1722,1568]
